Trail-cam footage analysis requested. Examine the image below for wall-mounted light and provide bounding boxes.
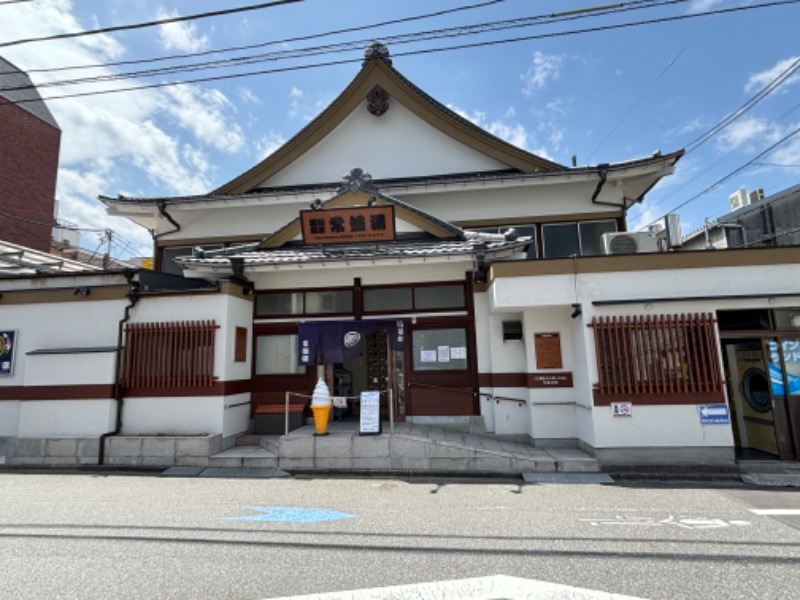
[570,303,582,319]
[73,287,91,297]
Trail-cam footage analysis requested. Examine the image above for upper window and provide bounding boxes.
[256,289,353,317]
[542,220,617,258]
[161,244,223,275]
[363,283,465,314]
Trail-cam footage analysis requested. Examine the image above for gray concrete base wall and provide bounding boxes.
[592,446,736,466]
[3,435,223,467]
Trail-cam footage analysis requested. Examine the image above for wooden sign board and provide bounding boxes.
[534,332,563,370]
[301,206,395,245]
[359,390,382,436]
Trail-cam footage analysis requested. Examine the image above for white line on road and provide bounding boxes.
[750,509,800,516]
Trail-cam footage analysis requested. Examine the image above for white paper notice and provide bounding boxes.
[359,390,381,434]
[450,347,467,360]
[420,349,437,363]
[437,346,450,362]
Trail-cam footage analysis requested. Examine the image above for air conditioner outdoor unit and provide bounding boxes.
[729,188,750,212]
[601,231,660,255]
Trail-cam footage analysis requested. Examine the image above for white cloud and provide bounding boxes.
[254,133,286,160]
[162,85,245,153]
[687,0,726,13]
[446,103,556,160]
[745,55,800,93]
[239,87,262,105]
[664,116,706,139]
[157,8,209,53]
[521,52,563,96]
[715,117,781,152]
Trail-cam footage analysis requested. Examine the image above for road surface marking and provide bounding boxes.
[750,509,800,516]
[228,506,357,522]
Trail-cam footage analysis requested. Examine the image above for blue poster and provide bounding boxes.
[769,340,800,396]
[0,330,16,376]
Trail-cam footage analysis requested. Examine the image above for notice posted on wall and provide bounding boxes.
[437,346,450,362]
[359,390,381,435]
[420,349,437,363]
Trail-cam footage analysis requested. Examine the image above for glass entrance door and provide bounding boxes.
[768,339,800,459]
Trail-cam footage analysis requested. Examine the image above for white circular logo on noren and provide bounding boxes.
[343,331,361,348]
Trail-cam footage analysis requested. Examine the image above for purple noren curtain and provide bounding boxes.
[298,320,406,366]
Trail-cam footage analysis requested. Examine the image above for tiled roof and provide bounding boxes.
[0,239,100,277]
[177,235,529,269]
[0,56,59,129]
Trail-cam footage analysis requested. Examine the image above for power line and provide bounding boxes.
[3,0,795,106]
[646,125,800,226]
[584,1,717,163]
[684,57,800,154]
[0,0,304,49]
[1,0,682,92]
[13,0,509,75]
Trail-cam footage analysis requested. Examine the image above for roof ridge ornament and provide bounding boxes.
[339,168,378,194]
[363,41,392,67]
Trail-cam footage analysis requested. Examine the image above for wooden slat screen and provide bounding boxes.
[122,320,217,388]
[591,313,722,396]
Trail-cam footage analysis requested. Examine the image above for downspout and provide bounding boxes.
[98,270,141,465]
[590,164,616,206]
[156,199,181,238]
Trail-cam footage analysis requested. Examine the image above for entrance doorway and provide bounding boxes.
[722,337,800,460]
[327,329,403,422]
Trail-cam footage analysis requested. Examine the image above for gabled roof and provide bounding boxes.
[0,239,99,277]
[0,56,60,130]
[214,43,562,195]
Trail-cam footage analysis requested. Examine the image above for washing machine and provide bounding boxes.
[733,345,778,456]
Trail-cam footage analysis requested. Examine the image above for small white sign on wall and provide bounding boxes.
[611,402,632,417]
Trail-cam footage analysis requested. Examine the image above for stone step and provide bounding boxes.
[208,446,278,468]
[234,435,263,447]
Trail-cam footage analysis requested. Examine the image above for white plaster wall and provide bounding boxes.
[493,263,800,314]
[405,180,618,224]
[264,101,509,188]
[249,261,471,292]
[223,393,251,438]
[523,308,580,440]
[121,396,225,436]
[24,353,116,386]
[592,405,734,449]
[220,295,254,382]
[18,400,116,437]
[0,401,20,436]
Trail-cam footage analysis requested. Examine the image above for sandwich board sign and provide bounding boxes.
[359,390,381,435]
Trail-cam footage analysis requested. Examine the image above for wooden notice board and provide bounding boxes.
[534,332,563,370]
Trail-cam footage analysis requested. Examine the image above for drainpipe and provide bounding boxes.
[156,200,181,238]
[98,270,141,465]
[590,164,621,208]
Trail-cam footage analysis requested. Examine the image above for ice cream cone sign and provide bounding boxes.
[311,378,333,436]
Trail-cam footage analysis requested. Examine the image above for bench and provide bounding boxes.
[253,403,306,434]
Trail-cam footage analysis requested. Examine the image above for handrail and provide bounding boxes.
[407,382,476,395]
[493,394,526,406]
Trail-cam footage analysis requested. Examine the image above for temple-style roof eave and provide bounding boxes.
[100,150,683,213]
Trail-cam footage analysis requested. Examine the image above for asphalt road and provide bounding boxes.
[0,472,798,599]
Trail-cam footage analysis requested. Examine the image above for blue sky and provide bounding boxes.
[1,0,798,259]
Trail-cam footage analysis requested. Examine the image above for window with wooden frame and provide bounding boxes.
[122,320,217,388]
[255,288,353,318]
[362,282,466,315]
[591,313,723,402]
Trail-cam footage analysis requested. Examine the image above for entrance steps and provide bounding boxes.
[210,422,600,474]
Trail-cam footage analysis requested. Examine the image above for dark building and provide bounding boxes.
[0,56,61,252]
[682,184,800,250]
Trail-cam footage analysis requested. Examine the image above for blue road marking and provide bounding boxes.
[228,506,358,523]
